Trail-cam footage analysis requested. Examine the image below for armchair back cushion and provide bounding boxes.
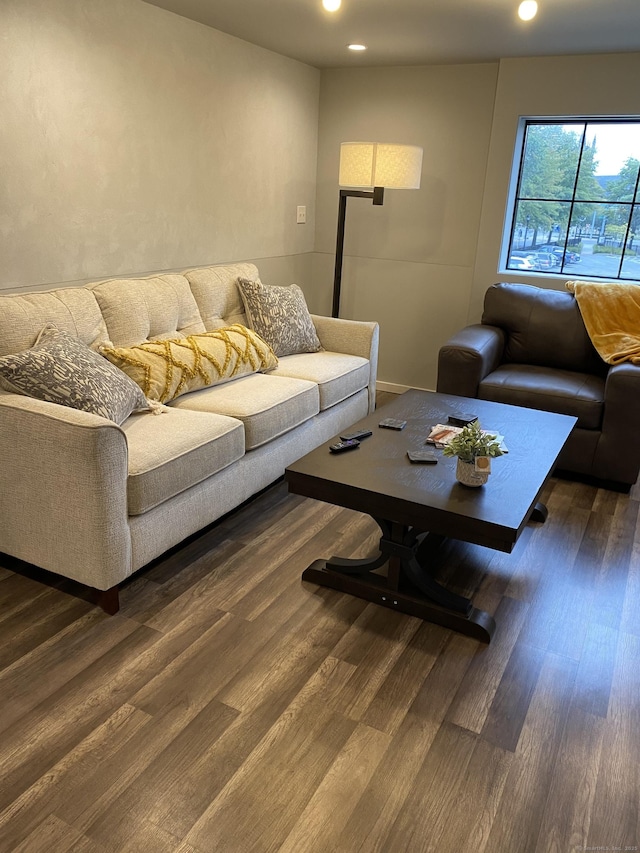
[482,283,605,375]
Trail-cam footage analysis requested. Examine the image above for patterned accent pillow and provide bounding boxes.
[0,324,151,424]
[100,324,278,403]
[237,277,321,357]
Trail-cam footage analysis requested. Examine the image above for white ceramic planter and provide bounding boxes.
[456,458,489,487]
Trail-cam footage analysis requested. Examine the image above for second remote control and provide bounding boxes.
[330,438,360,453]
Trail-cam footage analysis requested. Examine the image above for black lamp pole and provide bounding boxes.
[332,185,385,318]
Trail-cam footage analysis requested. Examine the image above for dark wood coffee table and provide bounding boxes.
[285,389,576,643]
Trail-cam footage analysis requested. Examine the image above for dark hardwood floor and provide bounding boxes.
[1,391,639,852]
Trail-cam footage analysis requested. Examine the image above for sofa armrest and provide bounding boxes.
[593,362,640,485]
[437,324,506,398]
[0,394,132,590]
[311,315,380,414]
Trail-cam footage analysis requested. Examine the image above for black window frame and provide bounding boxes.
[502,116,640,283]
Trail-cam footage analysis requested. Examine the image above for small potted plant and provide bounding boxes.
[443,420,504,487]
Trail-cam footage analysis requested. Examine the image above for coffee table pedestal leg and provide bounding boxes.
[301,518,495,643]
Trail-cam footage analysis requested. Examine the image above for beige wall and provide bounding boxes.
[311,64,499,391]
[313,53,640,391]
[0,0,320,292]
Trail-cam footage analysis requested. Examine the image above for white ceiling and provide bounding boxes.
[142,0,640,68]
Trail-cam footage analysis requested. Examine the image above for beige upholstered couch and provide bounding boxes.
[0,262,379,612]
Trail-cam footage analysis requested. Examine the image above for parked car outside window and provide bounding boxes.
[530,252,557,271]
[508,255,534,270]
[537,244,582,264]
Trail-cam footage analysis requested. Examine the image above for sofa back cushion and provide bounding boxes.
[89,274,205,346]
[482,283,605,375]
[0,287,108,356]
[183,263,260,330]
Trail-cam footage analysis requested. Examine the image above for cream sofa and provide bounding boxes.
[0,262,379,613]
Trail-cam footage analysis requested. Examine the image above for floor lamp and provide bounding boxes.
[332,142,423,318]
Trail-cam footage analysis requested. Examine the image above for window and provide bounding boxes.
[504,118,640,281]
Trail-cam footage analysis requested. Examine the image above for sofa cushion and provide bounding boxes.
[122,408,245,515]
[170,373,319,450]
[183,263,260,329]
[0,325,151,425]
[0,287,108,357]
[271,352,370,411]
[482,283,605,375]
[90,274,206,346]
[479,363,605,430]
[237,278,321,357]
[100,325,278,403]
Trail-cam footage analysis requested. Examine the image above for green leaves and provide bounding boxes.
[442,420,505,464]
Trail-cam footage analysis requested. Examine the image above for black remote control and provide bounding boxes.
[329,438,360,453]
[340,429,373,441]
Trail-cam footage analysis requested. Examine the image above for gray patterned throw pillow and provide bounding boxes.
[0,324,151,424]
[237,277,321,357]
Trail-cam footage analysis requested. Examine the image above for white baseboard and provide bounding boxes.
[376,380,435,395]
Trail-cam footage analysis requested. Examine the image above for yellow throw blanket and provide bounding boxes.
[566,280,640,365]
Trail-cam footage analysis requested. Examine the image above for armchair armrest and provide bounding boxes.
[437,324,506,398]
[311,314,379,414]
[0,394,132,590]
[593,362,640,485]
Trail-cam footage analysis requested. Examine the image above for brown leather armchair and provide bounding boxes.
[437,282,640,491]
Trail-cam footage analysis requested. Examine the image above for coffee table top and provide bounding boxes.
[286,389,576,553]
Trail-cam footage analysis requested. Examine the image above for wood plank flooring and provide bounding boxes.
[1,392,639,852]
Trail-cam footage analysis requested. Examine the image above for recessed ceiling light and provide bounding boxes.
[518,1,538,21]
[322,0,341,11]
[348,44,367,51]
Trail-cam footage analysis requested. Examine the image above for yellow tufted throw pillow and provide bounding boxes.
[100,324,278,403]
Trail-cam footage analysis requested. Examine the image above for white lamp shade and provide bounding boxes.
[339,142,423,189]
